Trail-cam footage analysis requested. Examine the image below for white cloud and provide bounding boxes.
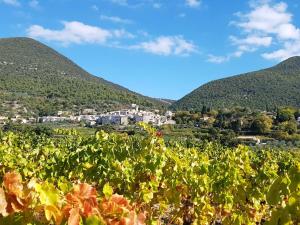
[109,0,128,6]
[207,51,245,64]
[100,15,133,24]
[1,0,20,6]
[29,0,39,9]
[235,1,300,42]
[207,35,273,64]
[132,36,197,56]
[215,0,300,62]
[230,35,273,52]
[231,35,272,47]
[262,39,300,60]
[236,2,291,33]
[186,0,201,8]
[108,0,159,8]
[27,21,133,46]
[276,23,300,40]
[112,29,135,39]
[27,21,198,57]
[207,55,230,64]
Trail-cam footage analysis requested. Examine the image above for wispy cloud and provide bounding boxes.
[235,0,300,61]
[29,0,40,9]
[131,36,198,56]
[100,15,133,24]
[207,51,243,64]
[27,21,134,46]
[262,39,300,60]
[230,35,273,54]
[1,0,20,7]
[209,0,300,63]
[27,21,198,57]
[207,55,230,64]
[108,0,128,6]
[185,0,201,8]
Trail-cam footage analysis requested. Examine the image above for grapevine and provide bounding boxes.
[0,124,299,224]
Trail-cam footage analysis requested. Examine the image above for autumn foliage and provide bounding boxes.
[0,172,145,225]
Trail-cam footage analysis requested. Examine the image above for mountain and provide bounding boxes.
[172,56,300,111]
[156,98,176,105]
[0,37,165,116]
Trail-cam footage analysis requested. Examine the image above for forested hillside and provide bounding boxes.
[0,37,165,116]
[172,56,300,111]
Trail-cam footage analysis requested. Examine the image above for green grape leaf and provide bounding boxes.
[267,175,290,206]
[35,182,60,206]
[103,183,113,198]
[85,215,105,225]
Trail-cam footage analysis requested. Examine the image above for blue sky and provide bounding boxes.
[1,0,300,100]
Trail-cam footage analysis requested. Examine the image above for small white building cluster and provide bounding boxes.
[0,116,8,125]
[0,115,36,124]
[98,106,174,126]
[38,116,69,123]
[97,105,175,126]
[297,117,300,124]
[37,104,176,126]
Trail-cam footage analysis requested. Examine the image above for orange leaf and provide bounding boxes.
[3,172,23,196]
[110,194,130,208]
[2,172,30,214]
[74,183,97,200]
[0,188,8,216]
[5,194,28,214]
[45,205,63,225]
[64,183,99,220]
[68,207,81,225]
[137,212,146,225]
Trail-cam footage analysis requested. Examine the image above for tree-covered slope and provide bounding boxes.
[0,37,165,116]
[172,56,300,111]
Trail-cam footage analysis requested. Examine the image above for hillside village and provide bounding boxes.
[0,104,176,126]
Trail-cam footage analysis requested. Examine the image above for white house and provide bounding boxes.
[78,115,99,122]
[39,116,69,123]
[165,111,173,119]
[164,120,176,125]
[135,114,152,123]
[297,117,300,124]
[0,116,8,124]
[100,115,129,126]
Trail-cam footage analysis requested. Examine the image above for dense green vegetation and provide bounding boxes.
[0,37,165,116]
[172,56,300,111]
[168,107,300,148]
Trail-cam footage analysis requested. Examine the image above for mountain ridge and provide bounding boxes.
[172,56,300,111]
[0,37,166,116]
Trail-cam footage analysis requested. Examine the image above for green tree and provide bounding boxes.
[279,120,298,135]
[230,119,242,132]
[276,107,296,122]
[251,114,273,134]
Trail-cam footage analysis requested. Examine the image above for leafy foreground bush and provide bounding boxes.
[0,124,300,224]
[0,172,145,225]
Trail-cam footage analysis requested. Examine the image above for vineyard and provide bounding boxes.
[0,124,300,224]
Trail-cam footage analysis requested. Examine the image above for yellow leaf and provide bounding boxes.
[103,183,113,198]
[45,205,63,225]
[36,182,60,206]
[0,188,8,217]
